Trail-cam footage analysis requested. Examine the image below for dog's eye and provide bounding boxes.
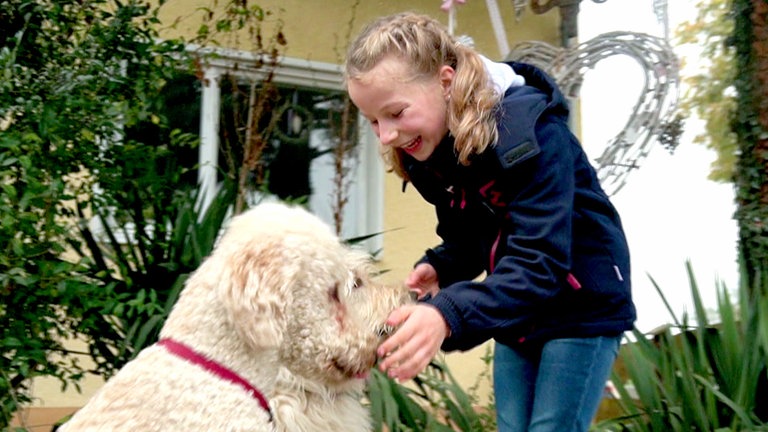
[352,277,364,290]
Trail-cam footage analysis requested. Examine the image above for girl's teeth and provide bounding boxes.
[404,138,419,149]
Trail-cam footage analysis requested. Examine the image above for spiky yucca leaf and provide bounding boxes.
[598,261,768,431]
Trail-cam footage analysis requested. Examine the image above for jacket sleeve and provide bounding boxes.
[426,109,579,352]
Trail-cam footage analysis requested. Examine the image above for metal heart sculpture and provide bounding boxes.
[506,31,680,195]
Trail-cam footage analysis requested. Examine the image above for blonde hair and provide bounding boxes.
[344,12,500,180]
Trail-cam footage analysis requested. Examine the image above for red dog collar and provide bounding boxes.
[157,338,273,421]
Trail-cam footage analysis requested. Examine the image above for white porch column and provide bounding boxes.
[485,0,510,58]
[198,67,222,213]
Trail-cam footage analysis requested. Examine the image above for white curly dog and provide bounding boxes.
[59,202,411,432]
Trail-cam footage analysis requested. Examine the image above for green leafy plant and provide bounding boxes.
[595,261,768,431]
[0,0,286,427]
[0,0,191,426]
[730,0,768,291]
[68,178,238,376]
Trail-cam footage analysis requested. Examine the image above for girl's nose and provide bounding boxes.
[378,122,398,146]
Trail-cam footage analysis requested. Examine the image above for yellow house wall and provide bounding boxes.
[157,0,559,63]
[18,2,558,429]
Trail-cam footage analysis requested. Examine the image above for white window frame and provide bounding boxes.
[193,46,384,255]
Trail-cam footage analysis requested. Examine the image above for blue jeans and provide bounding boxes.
[493,336,621,432]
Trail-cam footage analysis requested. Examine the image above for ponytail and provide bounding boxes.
[448,44,500,165]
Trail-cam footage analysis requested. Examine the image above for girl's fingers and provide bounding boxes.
[376,305,448,381]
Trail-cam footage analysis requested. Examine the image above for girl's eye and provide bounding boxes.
[392,109,403,118]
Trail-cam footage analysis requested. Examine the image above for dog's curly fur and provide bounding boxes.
[59,202,411,432]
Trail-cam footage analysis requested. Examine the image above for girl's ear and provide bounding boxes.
[439,65,455,97]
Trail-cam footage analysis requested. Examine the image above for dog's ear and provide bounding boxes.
[217,238,293,350]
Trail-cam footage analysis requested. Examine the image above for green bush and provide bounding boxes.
[1,1,287,427]
[0,0,193,426]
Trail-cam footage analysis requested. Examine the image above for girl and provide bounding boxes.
[344,12,636,432]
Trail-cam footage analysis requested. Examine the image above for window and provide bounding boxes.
[192,50,383,254]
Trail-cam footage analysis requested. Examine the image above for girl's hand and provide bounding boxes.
[405,263,439,299]
[376,304,449,382]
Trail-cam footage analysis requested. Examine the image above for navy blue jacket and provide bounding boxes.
[405,62,636,352]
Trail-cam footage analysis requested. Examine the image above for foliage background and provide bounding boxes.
[0,1,194,425]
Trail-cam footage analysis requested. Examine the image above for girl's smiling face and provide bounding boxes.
[347,55,454,161]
